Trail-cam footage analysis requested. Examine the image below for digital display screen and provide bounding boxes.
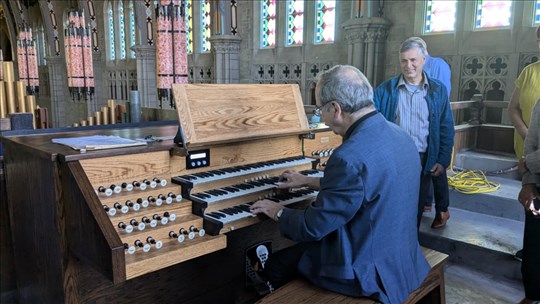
[190,152,207,160]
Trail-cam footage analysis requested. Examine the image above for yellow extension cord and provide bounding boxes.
[447,148,501,194]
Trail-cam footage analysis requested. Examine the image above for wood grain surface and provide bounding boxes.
[173,84,310,145]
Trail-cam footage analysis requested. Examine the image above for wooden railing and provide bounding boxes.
[451,95,514,155]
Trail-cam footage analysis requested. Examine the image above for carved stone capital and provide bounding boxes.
[132,45,156,59]
[209,35,242,54]
[342,17,391,44]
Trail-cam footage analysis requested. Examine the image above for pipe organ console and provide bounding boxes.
[2,84,340,303]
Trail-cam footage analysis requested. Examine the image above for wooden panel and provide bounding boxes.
[79,151,170,187]
[173,84,310,145]
[64,161,126,283]
[0,158,16,302]
[476,125,514,154]
[170,135,304,176]
[257,279,378,303]
[3,141,66,302]
[453,125,478,154]
[125,234,226,279]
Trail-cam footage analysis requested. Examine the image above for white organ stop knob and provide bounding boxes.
[124,243,136,255]
[137,198,149,208]
[154,177,167,187]
[164,212,176,221]
[103,205,117,216]
[122,182,134,191]
[118,222,134,233]
[110,184,122,194]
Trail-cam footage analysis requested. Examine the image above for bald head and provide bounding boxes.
[316,65,374,113]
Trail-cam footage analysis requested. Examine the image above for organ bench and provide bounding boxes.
[257,247,449,304]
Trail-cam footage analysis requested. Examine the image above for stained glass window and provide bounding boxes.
[128,1,136,58]
[286,0,304,46]
[261,0,276,48]
[475,0,512,29]
[186,0,193,54]
[535,0,540,24]
[201,0,211,52]
[38,25,47,65]
[315,0,335,44]
[118,0,126,59]
[107,1,116,60]
[424,0,456,33]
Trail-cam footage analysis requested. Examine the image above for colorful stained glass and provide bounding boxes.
[107,1,115,60]
[201,0,211,52]
[286,0,304,46]
[475,0,512,29]
[186,0,193,54]
[119,0,126,59]
[261,0,276,48]
[315,0,335,43]
[424,0,456,33]
[534,0,540,24]
[16,27,39,92]
[128,0,136,58]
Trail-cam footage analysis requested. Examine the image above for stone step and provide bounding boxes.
[444,262,523,303]
[453,150,518,180]
[448,175,524,221]
[419,207,523,282]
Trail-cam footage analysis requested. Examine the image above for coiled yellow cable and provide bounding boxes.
[447,148,501,194]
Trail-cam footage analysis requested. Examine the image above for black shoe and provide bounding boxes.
[515,249,523,262]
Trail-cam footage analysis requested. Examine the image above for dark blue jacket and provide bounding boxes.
[279,113,430,303]
[373,74,455,174]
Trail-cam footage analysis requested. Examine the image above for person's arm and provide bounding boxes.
[436,91,455,170]
[508,87,528,140]
[250,170,320,221]
[523,102,540,175]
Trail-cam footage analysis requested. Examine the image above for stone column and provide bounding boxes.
[132,45,158,108]
[342,17,391,87]
[209,35,242,84]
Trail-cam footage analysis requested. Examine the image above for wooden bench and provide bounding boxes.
[257,247,449,304]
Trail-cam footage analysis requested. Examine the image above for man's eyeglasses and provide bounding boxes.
[315,102,332,113]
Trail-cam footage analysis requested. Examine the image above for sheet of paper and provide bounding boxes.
[52,135,147,151]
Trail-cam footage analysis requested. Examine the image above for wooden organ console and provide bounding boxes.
[1,84,341,303]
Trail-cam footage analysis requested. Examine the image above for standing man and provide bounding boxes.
[415,37,452,213]
[373,37,455,229]
[250,65,430,303]
[423,44,452,98]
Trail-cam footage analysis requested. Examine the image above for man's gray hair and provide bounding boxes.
[316,65,373,113]
[400,37,428,56]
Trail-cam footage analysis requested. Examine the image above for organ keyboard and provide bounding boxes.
[175,166,323,235]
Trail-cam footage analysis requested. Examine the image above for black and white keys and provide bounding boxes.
[204,189,318,227]
[172,156,316,187]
